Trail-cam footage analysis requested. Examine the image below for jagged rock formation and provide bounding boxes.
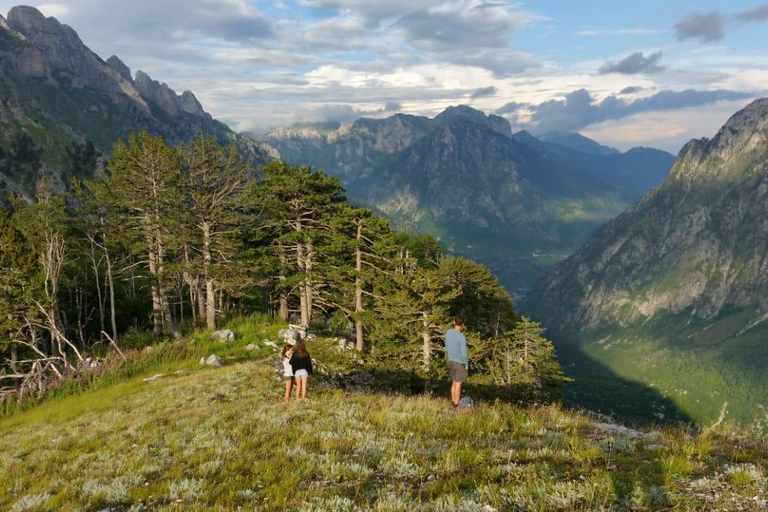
[263,106,674,292]
[0,5,270,198]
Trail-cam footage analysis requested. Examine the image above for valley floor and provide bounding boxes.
[1,341,768,511]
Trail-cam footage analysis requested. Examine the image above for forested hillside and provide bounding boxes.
[0,130,566,409]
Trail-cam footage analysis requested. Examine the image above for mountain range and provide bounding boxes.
[263,107,674,293]
[0,5,676,295]
[523,98,768,425]
[0,6,272,200]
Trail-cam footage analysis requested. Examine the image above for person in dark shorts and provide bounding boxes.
[445,315,468,407]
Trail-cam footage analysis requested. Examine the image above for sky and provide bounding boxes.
[2,1,768,153]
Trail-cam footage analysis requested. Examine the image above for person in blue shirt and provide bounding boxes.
[445,314,468,407]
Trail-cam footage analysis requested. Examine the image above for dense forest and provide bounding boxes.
[0,131,567,404]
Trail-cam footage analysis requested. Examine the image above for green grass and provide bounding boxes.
[1,319,768,510]
[556,307,768,427]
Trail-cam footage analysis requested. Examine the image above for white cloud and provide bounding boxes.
[0,1,764,152]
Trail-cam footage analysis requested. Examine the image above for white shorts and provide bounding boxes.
[294,369,308,378]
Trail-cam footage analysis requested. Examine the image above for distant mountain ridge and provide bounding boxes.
[0,5,272,197]
[540,132,620,155]
[263,105,675,292]
[523,98,768,425]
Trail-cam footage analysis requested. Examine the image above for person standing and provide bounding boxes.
[445,315,468,407]
[280,340,296,402]
[290,339,313,399]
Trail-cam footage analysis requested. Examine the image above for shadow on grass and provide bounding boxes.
[315,342,693,429]
[550,341,694,427]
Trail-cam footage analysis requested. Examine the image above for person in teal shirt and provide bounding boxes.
[445,314,467,407]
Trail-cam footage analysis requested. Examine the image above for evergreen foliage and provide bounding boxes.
[0,132,567,405]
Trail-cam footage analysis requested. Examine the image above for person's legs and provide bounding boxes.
[284,378,293,402]
[299,377,308,398]
[450,381,460,405]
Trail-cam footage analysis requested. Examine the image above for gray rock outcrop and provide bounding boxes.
[212,329,235,342]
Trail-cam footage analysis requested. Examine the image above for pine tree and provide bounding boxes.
[0,212,40,371]
[248,162,345,328]
[493,317,570,393]
[437,256,517,338]
[320,205,396,352]
[12,177,75,364]
[180,135,253,329]
[90,131,183,339]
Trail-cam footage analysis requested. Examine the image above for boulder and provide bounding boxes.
[263,340,278,349]
[244,344,259,351]
[206,354,223,367]
[212,329,235,342]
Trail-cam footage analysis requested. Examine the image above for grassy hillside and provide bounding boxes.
[2,319,768,511]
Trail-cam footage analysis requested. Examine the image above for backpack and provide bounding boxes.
[457,395,474,411]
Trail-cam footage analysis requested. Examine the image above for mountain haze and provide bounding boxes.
[0,6,271,198]
[265,106,674,293]
[524,98,768,424]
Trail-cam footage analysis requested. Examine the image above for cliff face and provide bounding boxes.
[264,107,674,292]
[524,98,768,332]
[0,5,270,198]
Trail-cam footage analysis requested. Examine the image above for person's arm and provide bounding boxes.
[461,335,468,367]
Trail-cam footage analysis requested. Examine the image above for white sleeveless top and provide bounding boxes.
[282,355,293,376]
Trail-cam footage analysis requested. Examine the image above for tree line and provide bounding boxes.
[0,131,567,401]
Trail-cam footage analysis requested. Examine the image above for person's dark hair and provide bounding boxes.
[454,314,466,327]
[294,339,309,357]
[280,344,293,358]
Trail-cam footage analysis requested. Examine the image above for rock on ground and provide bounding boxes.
[212,329,235,341]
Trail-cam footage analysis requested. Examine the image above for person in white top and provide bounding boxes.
[279,339,296,402]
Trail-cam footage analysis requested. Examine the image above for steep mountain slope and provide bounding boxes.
[523,98,768,425]
[0,6,271,198]
[265,107,674,293]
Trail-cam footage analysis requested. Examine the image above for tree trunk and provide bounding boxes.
[156,232,181,339]
[89,241,105,342]
[354,220,364,352]
[10,345,18,372]
[296,221,309,328]
[147,241,163,338]
[105,246,118,342]
[202,221,216,329]
[305,237,314,327]
[278,247,289,322]
[196,282,206,322]
[422,314,432,393]
[422,312,431,373]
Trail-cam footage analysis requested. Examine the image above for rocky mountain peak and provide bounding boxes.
[179,90,208,117]
[673,97,767,178]
[107,55,132,82]
[135,70,181,117]
[0,13,10,31]
[434,104,511,137]
[7,6,47,35]
[708,97,768,155]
